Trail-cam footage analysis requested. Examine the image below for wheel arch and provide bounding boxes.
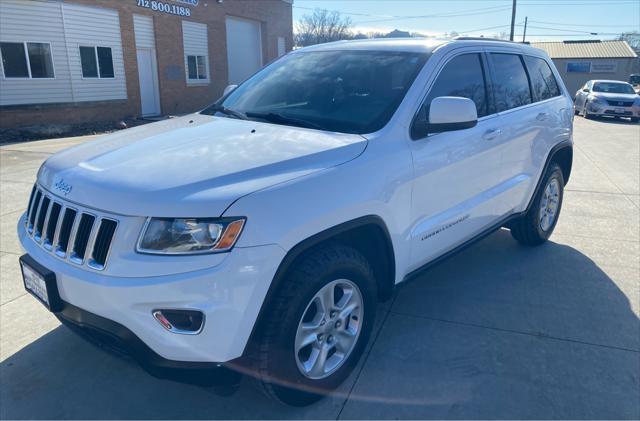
[526,140,573,213]
[242,216,396,358]
[552,145,573,185]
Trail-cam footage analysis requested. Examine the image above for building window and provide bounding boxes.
[277,37,286,57]
[0,42,54,79]
[80,46,115,78]
[187,55,207,80]
[182,20,209,85]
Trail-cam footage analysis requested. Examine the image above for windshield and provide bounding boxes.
[592,82,636,94]
[203,50,429,134]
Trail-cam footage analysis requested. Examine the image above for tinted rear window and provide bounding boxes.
[524,56,561,101]
[491,53,532,112]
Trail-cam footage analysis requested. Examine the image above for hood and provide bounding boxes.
[592,92,639,102]
[38,114,367,217]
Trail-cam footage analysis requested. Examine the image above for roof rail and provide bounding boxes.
[453,36,518,43]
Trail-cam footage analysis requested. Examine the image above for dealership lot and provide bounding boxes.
[0,117,638,419]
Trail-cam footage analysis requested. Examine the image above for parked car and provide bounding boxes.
[629,74,640,93]
[18,38,574,406]
[574,80,640,122]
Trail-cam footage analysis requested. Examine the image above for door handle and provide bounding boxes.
[482,128,502,141]
[536,112,549,121]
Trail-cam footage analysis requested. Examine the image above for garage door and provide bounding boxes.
[225,16,262,84]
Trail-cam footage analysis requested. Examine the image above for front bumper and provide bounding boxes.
[55,296,241,385]
[18,219,286,364]
[587,102,639,118]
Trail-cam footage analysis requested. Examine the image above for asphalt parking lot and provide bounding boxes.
[1,117,638,419]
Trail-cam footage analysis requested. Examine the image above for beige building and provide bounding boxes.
[0,0,293,129]
[531,40,639,95]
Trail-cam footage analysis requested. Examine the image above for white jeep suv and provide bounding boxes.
[18,38,573,405]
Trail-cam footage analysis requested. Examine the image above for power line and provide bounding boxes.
[355,6,513,24]
[459,24,512,33]
[528,20,640,28]
[526,24,599,34]
[293,4,515,23]
[518,1,637,5]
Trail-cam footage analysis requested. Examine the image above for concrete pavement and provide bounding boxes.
[0,119,638,419]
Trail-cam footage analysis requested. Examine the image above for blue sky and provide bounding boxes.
[292,0,640,41]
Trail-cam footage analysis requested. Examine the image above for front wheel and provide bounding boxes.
[510,162,564,246]
[257,244,377,406]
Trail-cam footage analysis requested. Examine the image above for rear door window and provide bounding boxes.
[423,53,489,118]
[490,53,532,112]
[524,56,561,101]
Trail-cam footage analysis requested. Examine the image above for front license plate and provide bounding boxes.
[23,262,48,305]
[614,108,626,114]
[20,255,62,312]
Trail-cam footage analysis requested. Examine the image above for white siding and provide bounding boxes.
[0,0,73,105]
[182,20,209,84]
[62,2,127,102]
[134,15,155,49]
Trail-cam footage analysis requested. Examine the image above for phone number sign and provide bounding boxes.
[136,0,194,16]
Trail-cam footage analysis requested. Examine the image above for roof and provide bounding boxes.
[295,37,541,54]
[296,38,449,53]
[530,40,637,59]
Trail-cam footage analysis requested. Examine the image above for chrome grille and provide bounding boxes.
[24,185,118,271]
[606,100,634,107]
[43,202,61,250]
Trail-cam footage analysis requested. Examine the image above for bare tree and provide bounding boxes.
[295,9,354,47]
[618,31,640,51]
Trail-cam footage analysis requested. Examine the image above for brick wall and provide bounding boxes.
[0,0,293,129]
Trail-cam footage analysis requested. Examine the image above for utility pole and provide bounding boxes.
[509,0,517,41]
[522,16,528,43]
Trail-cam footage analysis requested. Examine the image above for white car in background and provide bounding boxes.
[18,38,574,406]
[574,79,640,122]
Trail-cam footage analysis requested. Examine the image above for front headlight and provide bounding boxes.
[589,95,606,105]
[137,217,246,255]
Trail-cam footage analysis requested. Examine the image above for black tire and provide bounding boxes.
[510,162,564,246]
[257,243,377,406]
[583,104,594,119]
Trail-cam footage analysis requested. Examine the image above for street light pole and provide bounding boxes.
[510,0,517,41]
[523,16,528,43]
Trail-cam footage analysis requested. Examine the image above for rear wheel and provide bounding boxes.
[257,244,377,406]
[510,162,564,246]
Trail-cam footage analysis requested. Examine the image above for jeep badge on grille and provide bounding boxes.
[54,179,72,196]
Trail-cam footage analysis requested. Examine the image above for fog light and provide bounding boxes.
[153,309,204,335]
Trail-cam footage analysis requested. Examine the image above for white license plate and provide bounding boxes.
[614,108,626,114]
[22,261,49,306]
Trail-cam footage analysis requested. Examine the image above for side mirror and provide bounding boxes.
[412,96,478,139]
[223,84,238,96]
[582,88,589,93]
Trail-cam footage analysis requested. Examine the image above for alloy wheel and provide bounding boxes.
[294,279,363,380]
[539,178,560,232]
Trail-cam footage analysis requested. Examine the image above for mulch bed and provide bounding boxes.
[0,118,154,145]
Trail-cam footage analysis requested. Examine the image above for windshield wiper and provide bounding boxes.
[203,104,248,120]
[245,111,324,131]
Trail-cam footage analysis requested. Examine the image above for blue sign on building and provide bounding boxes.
[566,62,591,73]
